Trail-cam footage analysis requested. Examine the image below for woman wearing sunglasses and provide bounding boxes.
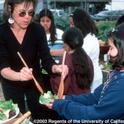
[0,0,68,120]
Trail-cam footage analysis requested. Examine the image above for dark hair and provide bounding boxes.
[3,0,37,22]
[72,8,98,37]
[115,15,124,27]
[38,8,57,43]
[63,27,94,89]
[108,23,124,70]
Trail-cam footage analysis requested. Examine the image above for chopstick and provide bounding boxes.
[57,51,67,99]
[17,52,44,94]
[13,111,31,124]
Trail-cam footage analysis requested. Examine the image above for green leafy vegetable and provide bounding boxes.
[0,100,17,121]
[0,100,15,111]
[0,112,7,120]
[39,91,58,104]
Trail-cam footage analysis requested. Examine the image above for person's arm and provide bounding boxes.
[0,37,20,81]
[52,79,124,120]
[46,85,102,109]
[1,67,33,81]
[0,37,33,81]
[64,84,103,105]
[50,54,72,94]
[1,67,21,81]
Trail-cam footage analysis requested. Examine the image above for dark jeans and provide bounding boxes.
[1,79,59,120]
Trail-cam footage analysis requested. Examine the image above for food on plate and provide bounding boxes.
[39,91,58,104]
[0,100,18,121]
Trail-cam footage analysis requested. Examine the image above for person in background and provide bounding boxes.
[0,0,68,120]
[46,23,124,120]
[38,8,64,63]
[38,8,65,93]
[51,27,94,95]
[70,8,103,92]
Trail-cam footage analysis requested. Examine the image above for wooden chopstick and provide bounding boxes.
[13,111,31,124]
[17,52,44,94]
[57,51,67,99]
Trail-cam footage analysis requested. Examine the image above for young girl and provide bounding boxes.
[51,27,94,95]
[38,8,64,63]
[70,9,103,92]
[38,9,64,93]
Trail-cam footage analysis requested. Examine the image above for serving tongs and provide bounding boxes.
[57,51,67,99]
[13,111,31,124]
[17,52,44,94]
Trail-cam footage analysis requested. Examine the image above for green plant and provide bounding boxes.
[54,15,70,30]
[96,21,115,45]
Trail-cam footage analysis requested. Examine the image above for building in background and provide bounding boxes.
[106,0,124,10]
[48,0,111,14]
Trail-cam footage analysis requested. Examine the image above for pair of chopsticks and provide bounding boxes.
[57,51,67,99]
[17,51,67,99]
[17,52,44,94]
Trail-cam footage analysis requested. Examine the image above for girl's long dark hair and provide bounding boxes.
[63,27,94,89]
[72,8,98,37]
[115,15,124,27]
[108,23,124,70]
[38,8,57,43]
[73,47,93,88]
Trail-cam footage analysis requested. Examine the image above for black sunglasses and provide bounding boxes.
[18,11,35,17]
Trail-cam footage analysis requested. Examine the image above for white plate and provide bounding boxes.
[0,107,20,124]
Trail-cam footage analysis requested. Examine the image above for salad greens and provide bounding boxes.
[0,100,15,111]
[0,100,17,121]
[0,112,7,121]
[39,91,58,105]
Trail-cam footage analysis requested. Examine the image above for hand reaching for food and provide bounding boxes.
[45,99,55,109]
[44,95,66,109]
[19,67,33,81]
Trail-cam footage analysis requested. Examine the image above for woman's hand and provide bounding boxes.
[45,96,65,109]
[52,64,68,79]
[62,95,65,99]
[19,67,33,81]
